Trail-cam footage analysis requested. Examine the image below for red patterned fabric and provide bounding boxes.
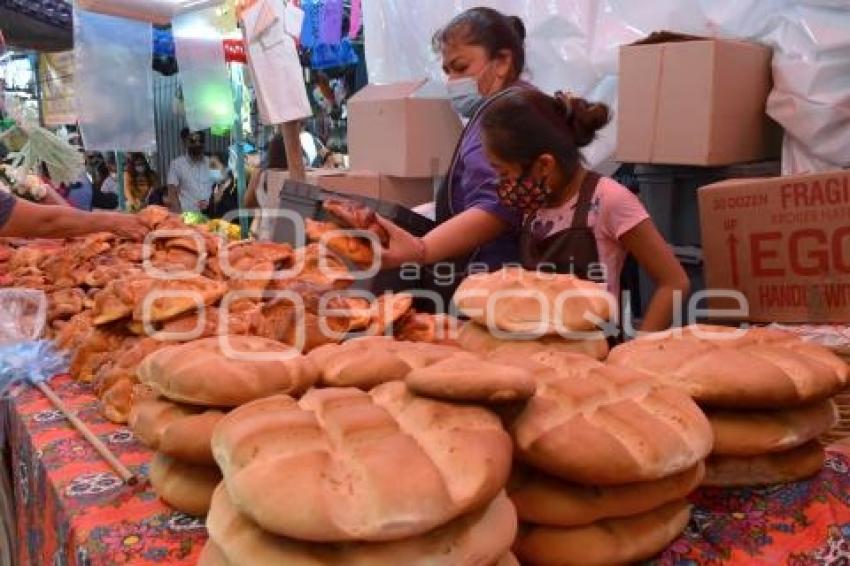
[6,375,205,565]
[4,374,850,565]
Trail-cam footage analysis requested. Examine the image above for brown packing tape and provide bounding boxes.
[647,44,667,163]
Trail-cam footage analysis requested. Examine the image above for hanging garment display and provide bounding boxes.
[241,0,312,125]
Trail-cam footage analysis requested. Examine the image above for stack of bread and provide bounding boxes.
[507,352,714,565]
[609,325,849,487]
[129,335,319,516]
[200,381,519,565]
[452,267,611,361]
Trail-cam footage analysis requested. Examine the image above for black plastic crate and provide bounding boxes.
[272,179,437,301]
[633,161,780,316]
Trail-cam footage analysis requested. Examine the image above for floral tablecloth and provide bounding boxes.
[3,374,850,565]
[3,375,206,566]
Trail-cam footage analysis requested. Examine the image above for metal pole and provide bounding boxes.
[233,65,249,239]
[115,152,126,211]
[30,54,45,127]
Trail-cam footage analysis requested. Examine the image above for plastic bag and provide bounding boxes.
[74,8,156,152]
[0,289,47,346]
[0,341,69,394]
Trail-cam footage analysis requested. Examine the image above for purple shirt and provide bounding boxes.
[0,191,16,230]
[448,107,522,269]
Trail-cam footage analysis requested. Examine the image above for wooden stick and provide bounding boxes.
[35,381,138,485]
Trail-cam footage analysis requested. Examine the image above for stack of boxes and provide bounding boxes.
[616,33,785,319]
[291,79,462,210]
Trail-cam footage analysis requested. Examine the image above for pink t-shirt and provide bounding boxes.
[528,176,649,299]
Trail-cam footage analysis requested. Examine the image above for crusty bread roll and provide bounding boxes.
[457,321,609,361]
[514,499,691,566]
[703,440,825,487]
[197,540,229,566]
[149,454,221,517]
[159,410,226,466]
[453,267,613,334]
[206,484,517,566]
[307,337,461,390]
[137,336,318,407]
[509,463,704,527]
[406,353,537,404]
[495,553,520,566]
[129,398,199,450]
[512,364,713,485]
[709,400,838,456]
[608,325,848,409]
[211,382,513,542]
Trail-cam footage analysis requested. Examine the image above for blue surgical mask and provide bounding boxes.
[209,169,224,184]
[446,76,484,119]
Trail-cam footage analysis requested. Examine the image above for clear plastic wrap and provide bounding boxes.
[0,289,47,345]
[364,0,849,173]
[74,8,156,152]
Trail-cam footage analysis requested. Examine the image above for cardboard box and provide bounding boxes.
[267,169,435,209]
[617,33,778,166]
[699,170,850,323]
[348,79,462,177]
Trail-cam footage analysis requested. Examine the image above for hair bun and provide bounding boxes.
[507,15,526,42]
[564,96,611,148]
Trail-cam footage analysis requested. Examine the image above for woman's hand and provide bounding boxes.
[376,216,426,270]
[107,213,150,241]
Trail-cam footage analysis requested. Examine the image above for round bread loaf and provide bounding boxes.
[709,400,838,456]
[703,440,825,487]
[510,462,704,527]
[512,364,713,485]
[514,499,691,566]
[197,541,229,566]
[211,382,513,542]
[206,484,517,566]
[307,337,461,390]
[457,321,609,361]
[495,553,520,566]
[129,398,199,450]
[137,336,319,407]
[453,267,613,334]
[405,352,537,404]
[149,454,221,517]
[159,410,226,466]
[608,325,848,409]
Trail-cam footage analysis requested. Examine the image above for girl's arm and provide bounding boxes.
[379,208,508,269]
[620,219,691,332]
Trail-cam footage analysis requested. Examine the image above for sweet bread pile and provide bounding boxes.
[129,335,318,516]
[0,205,424,424]
[508,358,713,565]
[200,382,518,565]
[609,325,848,486]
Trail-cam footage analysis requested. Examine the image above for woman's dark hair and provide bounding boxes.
[434,7,526,81]
[265,132,289,170]
[481,90,610,176]
[126,152,155,183]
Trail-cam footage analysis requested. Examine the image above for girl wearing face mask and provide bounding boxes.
[124,153,158,213]
[380,8,530,286]
[479,90,689,332]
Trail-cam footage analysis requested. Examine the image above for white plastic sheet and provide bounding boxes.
[74,8,156,152]
[76,0,223,25]
[364,0,850,174]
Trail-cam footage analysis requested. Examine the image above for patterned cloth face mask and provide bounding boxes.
[497,172,553,213]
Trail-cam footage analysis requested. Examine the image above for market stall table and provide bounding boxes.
[3,375,850,565]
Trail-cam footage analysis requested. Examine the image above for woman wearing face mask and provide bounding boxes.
[380,7,529,284]
[478,89,689,332]
[205,153,239,221]
[124,153,158,213]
